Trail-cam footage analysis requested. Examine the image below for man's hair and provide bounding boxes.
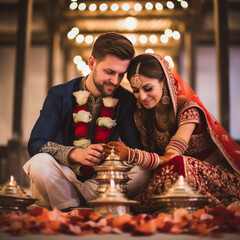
[91,32,135,61]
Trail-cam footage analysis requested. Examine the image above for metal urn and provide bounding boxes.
[0,176,37,212]
[153,175,211,214]
[94,148,131,194]
[89,179,138,217]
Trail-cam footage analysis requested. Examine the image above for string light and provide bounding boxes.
[99,3,108,11]
[160,34,169,43]
[73,55,82,64]
[122,3,130,11]
[71,27,79,35]
[70,1,189,12]
[89,3,97,11]
[78,3,86,11]
[145,49,154,53]
[77,61,86,71]
[134,3,142,11]
[139,35,148,44]
[85,35,94,44]
[145,2,153,10]
[155,2,163,10]
[111,3,119,11]
[76,34,84,43]
[82,66,91,76]
[124,17,137,30]
[172,31,181,40]
[165,29,173,37]
[67,27,79,39]
[166,1,175,9]
[149,34,158,44]
[67,32,75,39]
[67,1,188,72]
[69,2,78,10]
[181,1,188,8]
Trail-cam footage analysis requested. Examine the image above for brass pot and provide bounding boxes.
[94,148,130,194]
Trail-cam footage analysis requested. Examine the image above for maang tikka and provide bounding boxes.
[134,63,142,88]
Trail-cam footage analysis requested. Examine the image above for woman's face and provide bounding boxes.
[130,74,164,109]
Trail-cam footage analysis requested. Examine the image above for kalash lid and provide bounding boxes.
[105,148,121,161]
[0,176,37,211]
[94,148,130,171]
[89,179,138,204]
[0,176,31,199]
[154,175,210,202]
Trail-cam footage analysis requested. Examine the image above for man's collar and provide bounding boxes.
[80,76,87,91]
[80,76,103,103]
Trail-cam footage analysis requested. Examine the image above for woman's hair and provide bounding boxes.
[91,32,135,62]
[127,54,165,83]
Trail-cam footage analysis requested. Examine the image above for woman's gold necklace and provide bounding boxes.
[158,114,167,123]
[155,112,167,123]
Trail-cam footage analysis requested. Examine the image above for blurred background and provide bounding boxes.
[0,0,240,186]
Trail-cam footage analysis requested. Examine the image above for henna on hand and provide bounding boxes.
[103,141,129,161]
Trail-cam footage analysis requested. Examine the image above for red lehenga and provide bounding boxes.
[132,54,240,213]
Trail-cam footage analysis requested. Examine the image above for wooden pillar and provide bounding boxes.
[185,30,196,90]
[47,0,61,90]
[213,0,229,131]
[47,31,61,89]
[12,0,33,139]
[64,47,72,83]
[9,0,33,186]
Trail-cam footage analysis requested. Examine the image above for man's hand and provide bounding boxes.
[68,144,104,166]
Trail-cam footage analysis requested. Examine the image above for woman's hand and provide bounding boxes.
[103,141,129,161]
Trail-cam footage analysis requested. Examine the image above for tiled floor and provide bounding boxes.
[0,233,239,240]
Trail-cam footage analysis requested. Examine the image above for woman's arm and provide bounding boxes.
[105,123,197,168]
[164,123,197,159]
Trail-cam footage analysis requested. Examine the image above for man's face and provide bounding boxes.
[90,55,130,96]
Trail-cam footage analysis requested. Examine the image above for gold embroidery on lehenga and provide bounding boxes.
[178,107,200,126]
[186,132,214,155]
[155,132,170,150]
[222,134,229,142]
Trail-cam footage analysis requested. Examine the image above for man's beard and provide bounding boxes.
[93,75,116,97]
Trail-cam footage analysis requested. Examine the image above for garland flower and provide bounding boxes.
[72,90,118,175]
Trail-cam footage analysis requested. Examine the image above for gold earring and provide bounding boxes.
[161,86,171,105]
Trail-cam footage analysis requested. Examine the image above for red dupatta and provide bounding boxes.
[149,53,240,174]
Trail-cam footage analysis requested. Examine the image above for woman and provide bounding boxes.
[104,53,240,213]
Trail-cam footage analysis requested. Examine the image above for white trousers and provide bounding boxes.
[23,153,152,210]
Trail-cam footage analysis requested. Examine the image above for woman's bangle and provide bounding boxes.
[165,135,188,155]
[129,149,163,169]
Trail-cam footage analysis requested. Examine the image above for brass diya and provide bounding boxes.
[0,176,37,211]
[153,175,211,214]
[94,148,130,194]
[89,179,138,217]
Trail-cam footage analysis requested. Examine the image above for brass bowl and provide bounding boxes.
[0,195,37,211]
[153,195,210,214]
[0,176,37,212]
[153,176,211,214]
[89,182,138,217]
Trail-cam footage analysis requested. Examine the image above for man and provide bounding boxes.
[23,32,152,211]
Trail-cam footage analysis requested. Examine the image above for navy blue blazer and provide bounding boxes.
[28,77,142,157]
